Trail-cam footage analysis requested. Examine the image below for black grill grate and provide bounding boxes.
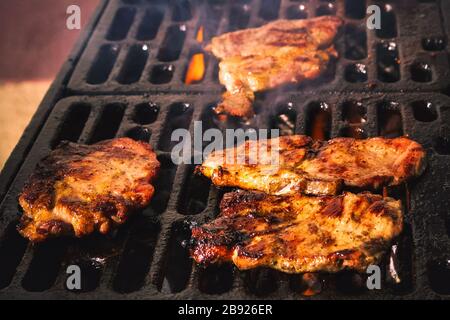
[67,0,450,94]
[0,93,450,299]
[1,0,450,299]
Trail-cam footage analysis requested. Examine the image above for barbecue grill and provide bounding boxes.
[1,0,450,300]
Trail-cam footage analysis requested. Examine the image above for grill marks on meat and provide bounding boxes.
[18,138,160,242]
[206,16,343,118]
[191,190,403,273]
[198,135,426,196]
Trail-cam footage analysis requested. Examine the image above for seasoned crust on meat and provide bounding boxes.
[191,190,403,273]
[206,16,343,118]
[18,138,160,242]
[198,135,426,196]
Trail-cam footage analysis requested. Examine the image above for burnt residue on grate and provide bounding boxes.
[0,93,449,299]
[67,0,450,94]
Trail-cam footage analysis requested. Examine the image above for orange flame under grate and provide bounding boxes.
[185,26,205,85]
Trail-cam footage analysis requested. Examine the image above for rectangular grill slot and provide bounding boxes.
[88,103,125,143]
[149,155,176,214]
[86,45,119,84]
[21,241,66,292]
[228,4,251,32]
[345,24,367,60]
[136,8,165,40]
[106,7,136,41]
[158,102,193,152]
[243,268,279,297]
[177,166,210,215]
[270,103,296,136]
[172,0,192,22]
[376,5,397,39]
[157,25,186,62]
[0,223,28,290]
[377,101,403,138]
[306,102,332,140]
[198,263,234,294]
[345,0,366,19]
[159,223,192,293]
[259,0,280,21]
[377,42,400,83]
[112,220,159,293]
[52,103,91,148]
[117,45,149,84]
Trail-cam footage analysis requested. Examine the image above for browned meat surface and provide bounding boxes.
[198,135,426,196]
[191,190,403,273]
[206,16,342,118]
[18,138,160,242]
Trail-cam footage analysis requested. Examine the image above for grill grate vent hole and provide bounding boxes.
[286,4,308,20]
[87,45,119,85]
[52,103,91,148]
[112,219,159,293]
[316,2,336,16]
[306,102,331,140]
[377,42,400,83]
[89,103,125,143]
[149,155,177,214]
[229,5,250,31]
[159,223,192,293]
[422,37,447,51]
[158,102,193,152]
[244,268,279,296]
[133,102,159,125]
[172,0,192,22]
[198,264,234,294]
[271,103,297,136]
[410,62,432,83]
[433,136,450,155]
[376,5,397,39]
[136,8,164,40]
[22,241,67,292]
[345,63,367,83]
[157,25,187,62]
[411,101,437,122]
[0,222,28,290]
[259,0,280,21]
[427,258,450,295]
[345,0,366,19]
[125,126,151,142]
[345,25,367,60]
[106,7,136,41]
[377,101,403,138]
[117,45,149,84]
[177,166,211,215]
[150,64,174,84]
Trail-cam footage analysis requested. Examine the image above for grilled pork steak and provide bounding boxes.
[198,135,426,196]
[18,138,160,242]
[191,190,403,273]
[206,16,343,118]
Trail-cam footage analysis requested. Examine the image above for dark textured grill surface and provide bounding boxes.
[0,0,450,299]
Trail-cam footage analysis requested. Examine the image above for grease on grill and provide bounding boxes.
[22,240,67,291]
[157,25,187,62]
[52,103,91,148]
[306,102,331,140]
[377,101,403,138]
[177,165,211,215]
[159,223,192,293]
[244,268,279,296]
[136,8,165,41]
[377,42,400,83]
[376,4,397,39]
[87,45,119,84]
[411,101,437,122]
[117,45,149,84]
[88,103,125,143]
[106,7,136,41]
[113,219,159,293]
[198,263,234,294]
[0,223,28,289]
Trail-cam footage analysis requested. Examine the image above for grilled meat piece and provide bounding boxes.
[198,135,426,196]
[18,138,160,242]
[206,16,342,118]
[191,190,403,273]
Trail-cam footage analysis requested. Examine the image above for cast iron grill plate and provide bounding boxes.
[0,93,450,299]
[67,0,450,94]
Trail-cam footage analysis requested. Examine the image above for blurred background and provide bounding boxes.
[0,0,100,170]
